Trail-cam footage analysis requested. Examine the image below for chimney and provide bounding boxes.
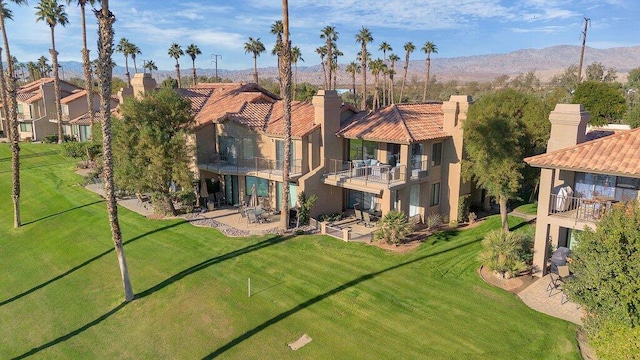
[131,73,157,100]
[547,104,590,152]
[312,90,342,162]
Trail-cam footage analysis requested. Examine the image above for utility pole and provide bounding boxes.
[211,54,222,82]
[577,17,590,83]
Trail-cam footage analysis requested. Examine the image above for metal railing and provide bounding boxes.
[323,158,406,186]
[410,159,429,179]
[198,151,302,176]
[549,194,615,222]
[325,223,345,240]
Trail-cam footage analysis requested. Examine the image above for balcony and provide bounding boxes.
[548,194,616,223]
[198,152,302,179]
[410,159,429,179]
[322,159,406,193]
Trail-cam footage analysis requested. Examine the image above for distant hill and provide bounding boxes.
[58,45,640,86]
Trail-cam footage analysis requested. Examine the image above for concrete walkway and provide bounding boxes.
[517,274,583,325]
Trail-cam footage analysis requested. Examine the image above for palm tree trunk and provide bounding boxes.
[80,4,94,125]
[50,27,64,144]
[279,0,292,230]
[361,48,367,110]
[293,62,298,100]
[374,74,380,109]
[1,15,21,228]
[124,56,130,87]
[382,71,387,106]
[499,195,509,233]
[320,60,327,90]
[351,73,356,104]
[175,60,182,88]
[400,60,408,103]
[423,58,430,102]
[96,1,135,302]
[253,55,258,84]
[191,59,197,86]
[132,58,137,73]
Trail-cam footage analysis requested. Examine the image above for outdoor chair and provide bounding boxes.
[362,211,376,228]
[247,211,260,225]
[238,206,247,223]
[354,209,364,224]
[373,203,382,217]
[214,192,226,208]
[261,199,273,215]
[243,195,251,206]
[546,271,564,297]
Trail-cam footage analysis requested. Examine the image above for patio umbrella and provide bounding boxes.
[200,178,209,207]
[250,184,259,208]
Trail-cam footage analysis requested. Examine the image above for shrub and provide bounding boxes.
[43,134,75,144]
[318,212,342,222]
[426,213,443,229]
[375,211,412,245]
[173,190,196,214]
[478,230,532,278]
[297,191,318,226]
[61,142,86,158]
[458,194,471,222]
[468,212,477,224]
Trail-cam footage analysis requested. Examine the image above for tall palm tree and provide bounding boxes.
[355,27,373,110]
[345,61,360,105]
[270,20,283,69]
[400,41,414,103]
[143,60,157,76]
[369,58,386,109]
[35,0,68,145]
[168,42,184,88]
[66,0,98,125]
[291,45,303,99]
[244,37,265,85]
[279,0,292,230]
[332,48,342,90]
[26,61,37,80]
[0,3,12,133]
[378,41,391,105]
[421,41,437,102]
[388,53,399,104]
[37,55,49,76]
[185,43,201,86]
[129,43,140,73]
[315,46,327,89]
[320,25,338,90]
[115,37,132,86]
[0,0,26,228]
[95,0,134,302]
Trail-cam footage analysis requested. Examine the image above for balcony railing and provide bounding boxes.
[323,158,406,186]
[549,194,616,222]
[410,159,429,179]
[198,151,302,177]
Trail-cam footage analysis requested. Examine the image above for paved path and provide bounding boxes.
[517,274,583,325]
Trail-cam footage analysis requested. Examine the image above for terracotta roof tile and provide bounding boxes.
[69,111,96,125]
[189,83,275,126]
[525,127,640,177]
[229,101,272,128]
[176,87,213,115]
[61,89,88,104]
[266,101,318,137]
[337,103,449,143]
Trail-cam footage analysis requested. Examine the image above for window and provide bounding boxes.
[276,140,296,169]
[19,123,32,132]
[411,143,424,170]
[242,138,254,160]
[387,143,400,166]
[349,139,377,160]
[17,103,23,114]
[219,136,237,162]
[62,105,69,116]
[347,189,375,210]
[245,176,269,197]
[431,142,442,167]
[430,183,440,207]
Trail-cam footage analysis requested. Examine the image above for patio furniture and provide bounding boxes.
[362,211,376,228]
[373,203,382,218]
[214,192,226,208]
[546,272,564,297]
[243,195,251,206]
[354,209,364,224]
[247,211,260,225]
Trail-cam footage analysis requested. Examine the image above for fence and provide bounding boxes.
[549,194,615,222]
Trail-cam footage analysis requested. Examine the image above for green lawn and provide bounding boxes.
[0,144,579,359]
[514,203,538,215]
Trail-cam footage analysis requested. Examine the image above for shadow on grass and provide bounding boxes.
[22,200,104,226]
[0,150,59,162]
[136,234,292,299]
[9,234,291,359]
[201,237,482,359]
[0,221,188,307]
[509,218,535,232]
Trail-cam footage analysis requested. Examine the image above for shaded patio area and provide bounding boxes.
[517,274,583,325]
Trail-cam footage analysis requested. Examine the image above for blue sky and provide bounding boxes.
[6,0,640,71]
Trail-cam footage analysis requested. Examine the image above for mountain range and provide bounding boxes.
[56,45,640,86]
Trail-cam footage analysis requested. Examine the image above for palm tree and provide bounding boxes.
[66,0,98,125]
[129,43,140,73]
[168,42,184,88]
[278,0,292,230]
[95,0,134,302]
[388,53,399,104]
[244,37,265,85]
[185,43,201,86]
[320,25,338,90]
[26,61,38,81]
[115,37,132,86]
[332,48,342,90]
[355,27,373,110]
[369,58,386,109]
[421,41,437,102]
[35,0,69,145]
[0,0,26,228]
[400,41,415,103]
[291,45,303,99]
[378,41,391,105]
[315,46,327,89]
[37,55,49,77]
[345,61,360,105]
[270,20,283,69]
[143,60,157,76]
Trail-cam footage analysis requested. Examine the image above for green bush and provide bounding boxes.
[426,213,443,229]
[173,190,196,214]
[318,212,342,222]
[296,191,318,226]
[61,142,86,158]
[478,230,532,278]
[43,134,75,144]
[375,211,412,245]
[458,195,471,222]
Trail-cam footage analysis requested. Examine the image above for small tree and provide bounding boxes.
[572,81,626,126]
[114,87,195,216]
[375,211,412,245]
[564,201,640,359]
[296,191,317,227]
[478,230,532,279]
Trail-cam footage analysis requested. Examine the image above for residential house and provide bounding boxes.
[0,78,109,141]
[525,104,640,276]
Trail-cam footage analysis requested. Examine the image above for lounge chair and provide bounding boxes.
[354,209,364,224]
[363,211,376,228]
[247,211,259,225]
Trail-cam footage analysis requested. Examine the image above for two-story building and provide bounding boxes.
[0,78,108,141]
[525,104,640,276]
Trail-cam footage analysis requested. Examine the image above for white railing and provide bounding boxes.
[549,194,615,222]
[198,151,303,176]
[323,158,406,186]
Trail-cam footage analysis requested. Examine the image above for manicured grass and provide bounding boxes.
[0,144,579,359]
[514,203,538,215]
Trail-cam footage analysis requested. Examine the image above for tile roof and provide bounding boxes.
[61,90,88,104]
[228,101,272,129]
[176,88,213,115]
[69,111,97,126]
[525,127,640,177]
[190,83,274,126]
[266,101,318,137]
[337,103,449,143]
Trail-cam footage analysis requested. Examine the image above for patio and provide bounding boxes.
[182,206,284,237]
[517,274,583,325]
